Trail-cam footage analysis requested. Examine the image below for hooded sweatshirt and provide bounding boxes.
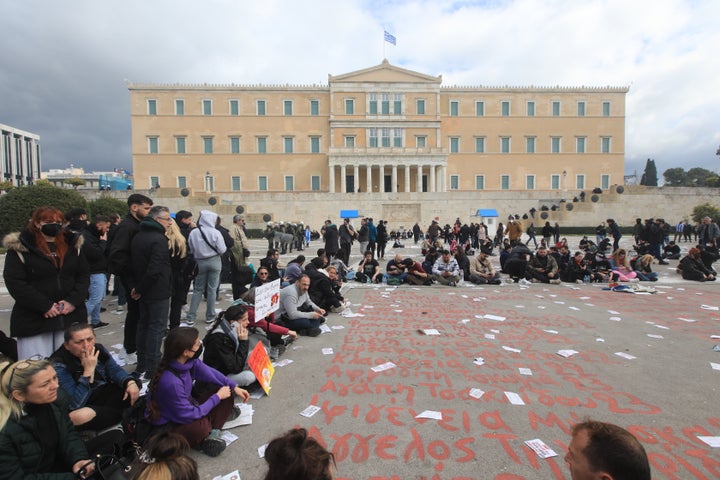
[188,210,227,260]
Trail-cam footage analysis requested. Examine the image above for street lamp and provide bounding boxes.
[562,170,567,191]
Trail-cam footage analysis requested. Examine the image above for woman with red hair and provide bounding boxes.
[3,206,89,358]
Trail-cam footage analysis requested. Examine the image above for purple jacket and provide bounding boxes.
[149,358,237,426]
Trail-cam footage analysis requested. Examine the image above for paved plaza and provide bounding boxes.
[1,236,718,479]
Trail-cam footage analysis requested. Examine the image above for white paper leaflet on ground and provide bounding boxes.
[615,352,636,360]
[273,359,294,367]
[503,346,521,353]
[697,436,720,447]
[711,363,720,371]
[319,324,332,333]
[469,388,485,399]
[557,349,579,358]
[473,357,485,366]
[504,391,525,405]
[415,410,442,420]
[525,439,558,458]
[299,405,321,417]
[371,361,397,372]
[212,469,241,480]
[220,431,239,446]
[420,329,441,335]
[483,314,506,321]
[518,368,532,375]
[322,348,334,355]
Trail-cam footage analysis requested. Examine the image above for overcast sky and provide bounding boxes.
[2,0,718,179]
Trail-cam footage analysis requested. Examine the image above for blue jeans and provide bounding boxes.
[187,256,221,322]
[86,273,108,325]
[137,298,170,377]
[284,315,322,332]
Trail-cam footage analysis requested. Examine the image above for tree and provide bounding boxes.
[640,159,658,186]
[691,203,720,223]
[686,167,715,187]
[88,196,127,218]
[662,168,686,186]
[66,177,86,190]
[0,183,86,237]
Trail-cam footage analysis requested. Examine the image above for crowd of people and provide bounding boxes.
[0,197,715,478]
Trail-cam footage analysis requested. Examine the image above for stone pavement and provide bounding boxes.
[0,236,719,479]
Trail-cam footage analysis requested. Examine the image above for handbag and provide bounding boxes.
[93,453,135,480]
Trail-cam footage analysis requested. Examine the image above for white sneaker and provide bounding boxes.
[518,278,532,286]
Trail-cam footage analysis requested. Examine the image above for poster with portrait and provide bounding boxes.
[248,342,274,395]
[255,278,281,320]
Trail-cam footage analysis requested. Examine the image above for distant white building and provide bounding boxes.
[0,123,42,186]
[41,166,133,190]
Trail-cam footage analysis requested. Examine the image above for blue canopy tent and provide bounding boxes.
[339,209,360,219]
[472,209,499,229]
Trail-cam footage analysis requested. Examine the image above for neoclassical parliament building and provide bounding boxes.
[129,60,627,197]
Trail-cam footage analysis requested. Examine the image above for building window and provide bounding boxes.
[416,99,425,115]
[147,137,158,154]
[475,137,485,153]
[258,176,268,191]
[526,175,535,190]
[368,94,377,114]
[204,175,215,192]
[416,136,426,148]
[576,175,585,189]
[577,101,586,116]
[345,99,354,115]
[450,175,459,190]
[177,176,187,188]
[344,136,355,148]
[393,128,402,147]
[551,137,561,153]
[450,137,459,153]
[284,176,294,191]
[501,101,510,116]
[576,137,586,153]
[147,99,157,115]
[526,137,536,154]
[475,175,485,190]
[175,99,184,115]
[230,136,241,154]
[175,137,186,154]
[602,101,611,117]
[310,100,319,116]
[311,175,321,191]
[257,137,267,154]
[450,101,459,116]
[527,101,535,116]
[552,101,560,116]
[257,100,266,116]
[150,176,159,188]
[203,137,213,154]
[369,128,378,147]
[393,94,402,114]
[310,136,320,153]
[229,99,239,116]
[381,128,390,147]
[601,174,610,189]
[381,94,390,115]
[231,176,241,191]
[501,175,510,190]
[551,174,560,190]
[283,100,293,116]
[283,137,294,153]
[475,101,485,116]
[601,136,611,153]
[500,136,510,153]
[202,99,212,116]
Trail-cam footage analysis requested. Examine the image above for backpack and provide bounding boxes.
[121,395,154,445]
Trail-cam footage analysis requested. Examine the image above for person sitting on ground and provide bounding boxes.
[503,243,532,281]
[203,305,256,387]
[432,249,461,286]
[146,327,249,457]
[578,236,594,251]
[129,431,199,480]
[677,247,716,282]
[662,241,681,260]
[306,260,345,313]
[283,255,305,286]
[260,249,281,282]
[422,247,439,277]
[468,250,502,285]
[277,275,326,336]
[565,419,650,480]
[453,245,471,280]
[633,254,659,282]
[562,251,599,283]
[244,303,297,360]
[385,254,408,284]
[402,257,432,285]
[263,427,335,480]
[608,249,638,282]
[356,250,381,283]
[526,246,561,284]
[50,323,140,432]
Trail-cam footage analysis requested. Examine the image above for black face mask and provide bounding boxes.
[41,223,62,237]
[191,344,204,360]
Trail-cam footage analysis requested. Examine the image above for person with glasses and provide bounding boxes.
[130,206,174,380]
[0,358,95,479]
[146,327,249,457]
[2,206,90,359]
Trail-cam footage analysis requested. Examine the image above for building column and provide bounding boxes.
[430,165,436,193]
[366,164,372,193]
[404,165,410,192]
[353,165,359,192]
[329,165,335,193]
[439,166,446,192]
[417,165,423,193]
[340,165,346,193]
[391,165,397,193]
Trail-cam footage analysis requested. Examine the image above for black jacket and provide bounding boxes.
[131,217,172,300]
[81,223,107,274]
[323,224,339,255]
[107,213,141,285]
[203,328,249,375]
[3,229,89,338]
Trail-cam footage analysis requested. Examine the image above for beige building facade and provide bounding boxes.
[129,60,627,195]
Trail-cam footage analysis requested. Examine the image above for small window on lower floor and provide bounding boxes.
[231,176,241,191]
[450,175,459,190]
[551,174,560,190]
[177,176,187,188]
[150,176,159,188]
[576,174,585,189]
[311,175,321,191]
[284,176,294,191]
[258,176,268,191]
[501,175,510,190]
[601,174,610,190]
[526,175,535,190]
[475,175,485,190]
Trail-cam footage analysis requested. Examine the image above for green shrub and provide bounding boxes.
[88,196,128,219]
[692,203,720,223]
[0,184,87,237]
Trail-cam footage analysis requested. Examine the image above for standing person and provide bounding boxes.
[185,211,227,326]
[427,220,440,244]
[145,327,249,457]
[215,216,234,287]
[674,220,684,243]
[357,218,369,255]
[131,206,173,380]
[525,222,538,248]
[542,221,554,246]
[107,193,153,365]
[323,220,340,261]
[495,222,504,247]
[337,218,355,265]
[375,220,388,260]
[553,222,561,245]
[167,218,189,331]
[3,206,90,359]
[230,215,251,299]
[697,216,720,248]
[82,215,111,329]
[367,218,377,257]
[632,218,644,245]
[607,218,622,251]
[505,219,523,246]
[412,222,422,244]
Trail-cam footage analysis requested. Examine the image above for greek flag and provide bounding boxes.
[384,31,396,45]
